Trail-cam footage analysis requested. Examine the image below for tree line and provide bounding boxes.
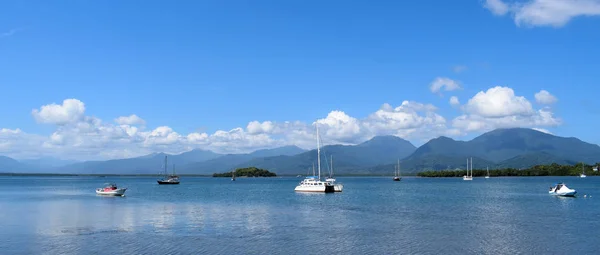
[418,163,599,177]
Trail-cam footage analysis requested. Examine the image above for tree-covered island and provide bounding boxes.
[213,167,277,177]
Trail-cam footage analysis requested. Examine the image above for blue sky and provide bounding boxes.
[1,0,599,160]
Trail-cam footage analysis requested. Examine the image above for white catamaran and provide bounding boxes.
[294,124,335,193]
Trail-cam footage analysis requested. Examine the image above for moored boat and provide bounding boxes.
[295,124,335,193]
[549,183,577,197]
[157,156,180,185]
[96,183,127,196]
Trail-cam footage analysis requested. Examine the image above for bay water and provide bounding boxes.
[1,176,599,254]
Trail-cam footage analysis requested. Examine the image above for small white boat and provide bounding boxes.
[580,164,587,178]
[485,166,490,179]
[549,183,577,197]
[463,157,473,181]
[96,183,127,196]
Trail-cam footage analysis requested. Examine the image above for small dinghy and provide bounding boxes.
[549,183,576,197]
[96,183,127,196]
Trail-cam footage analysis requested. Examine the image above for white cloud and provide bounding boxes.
[1,91,564,160]
[115,114,146,126]
[32,99,86,125]
[484,0,510,15]
[429,77,462,94]
[534,90,558,104]
[464,86,534,118]
[246,121,275,134]
[484,0,600,27]
[449,96,460,106]
[532,127,552,134]
[452,87,561,132]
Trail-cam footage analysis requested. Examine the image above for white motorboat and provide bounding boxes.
[295,124,335,193]
[549,183,577,197]
[463,157,473,181]
[96,183,127,196]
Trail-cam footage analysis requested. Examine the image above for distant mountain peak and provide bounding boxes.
[358,135,415,148]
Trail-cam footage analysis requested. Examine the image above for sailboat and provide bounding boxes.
[231,170,236,181]
[157,156,180,184]
[485,166,490,179]
[294,124,335,193]
[463,157,473,181]
[393,159,401,181]
[580,164,587,178]
[325,155,343,192]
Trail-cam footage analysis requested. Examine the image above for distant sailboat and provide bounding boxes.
[463,158,473,181]
[231,170,236,181]
[485,166,490,179]
[580,164,587,178]
[393,159,401,181]
[157,156,180,184]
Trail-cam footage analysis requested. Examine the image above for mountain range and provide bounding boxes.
[2,128,600,175]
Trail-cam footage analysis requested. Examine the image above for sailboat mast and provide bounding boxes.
[331,155,333,177]
[317,124,321,179]
[164,156,167,176]
[398,159,401,177]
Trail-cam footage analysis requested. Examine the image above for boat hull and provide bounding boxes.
[393,177,401,181]
[157,180,180,185]
[96,188,127,196]
[549,191,577,197]
[333,184,343,192]
[463,177,473,181]
[294,185,335,193]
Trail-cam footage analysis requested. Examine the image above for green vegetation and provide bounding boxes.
[212,167,276,177]
[418,163,599,177]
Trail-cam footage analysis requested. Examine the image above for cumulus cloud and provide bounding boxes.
[449,96,460,106]
[31,99,85,125]
[429,77,462,94]
[115,114,146,126]
[534,90,558,104]
[2,90,564,160]
[452,87,561,132]
[464,86,534,118]
[483,0,600,27]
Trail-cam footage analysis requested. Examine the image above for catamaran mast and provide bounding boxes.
[317,124,321,179]
[331,155,333,178]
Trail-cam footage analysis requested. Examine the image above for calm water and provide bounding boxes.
[1,176,599,254]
